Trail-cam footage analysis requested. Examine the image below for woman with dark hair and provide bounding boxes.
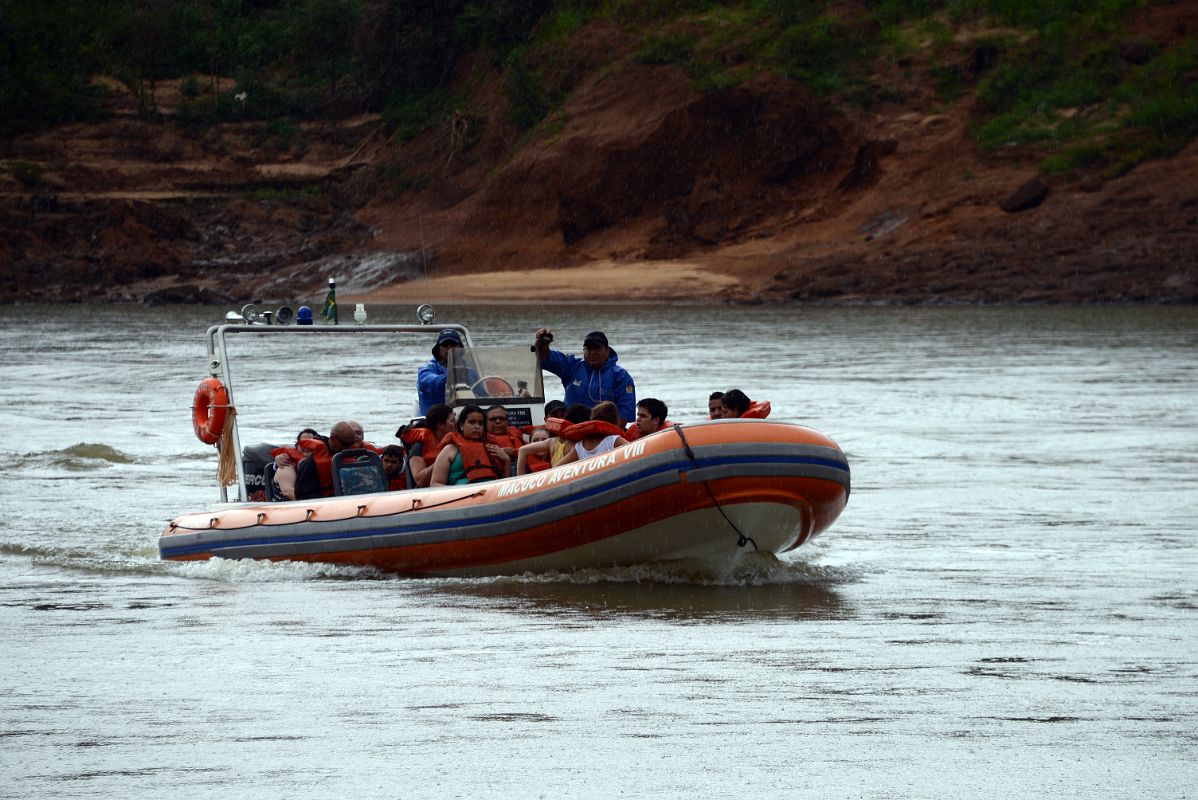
[431,405,510,486]
[719,389,771,419]
[271,427,323,501]
[719,389,752,418]
[399,403,456,488]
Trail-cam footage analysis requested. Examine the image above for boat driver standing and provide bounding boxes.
[418,329,464,415]
[533,328,636,424]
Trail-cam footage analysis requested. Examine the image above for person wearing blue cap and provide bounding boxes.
[417,329,464,415]
[533,328,636,424]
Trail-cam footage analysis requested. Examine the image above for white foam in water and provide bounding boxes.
[445,553,858,588]
[170,556,389,583]
[150,552,856,587]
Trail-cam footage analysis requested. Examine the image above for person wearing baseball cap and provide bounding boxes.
[532,327,636,423]
[417,328,464,415]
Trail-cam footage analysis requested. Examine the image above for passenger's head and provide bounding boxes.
[565,403,592,426]
[719,389,752,419]
[544,400,567,420]
[424,404,455,437]
[297,427,319,443]
[432,329,464,363]
[582,331,610,369]
[590,401,619,426]
[457,405,487,441]
[329,420,356,453]
[530,428,551,444]
[708,391,725,419]
[381,444,403,475]
[486,405,510,435]
[636,398,668,435]
[347,420,365,447]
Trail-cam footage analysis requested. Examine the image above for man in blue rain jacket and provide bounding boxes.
[418,329,464,415]
[533,328,636,423]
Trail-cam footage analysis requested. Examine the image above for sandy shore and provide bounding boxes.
[354,260,740,304]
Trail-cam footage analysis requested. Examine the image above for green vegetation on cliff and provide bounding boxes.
[2,0,1194,175]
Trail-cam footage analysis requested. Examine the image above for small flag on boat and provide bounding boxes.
[320,279,338,324]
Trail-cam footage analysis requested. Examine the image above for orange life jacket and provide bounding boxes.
[442,432,505,483]
[517,424,555,472]
[295,437,334,497]
[387,474,405,491]
[623,420,672,441]
[488,430,524,452]
[271,445,305,463]
[525,451,552,472]
[741,400,772,419]
[401,427,444,464]
[560,420,626,442]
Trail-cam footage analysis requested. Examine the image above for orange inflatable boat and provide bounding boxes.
[159,306,850,576]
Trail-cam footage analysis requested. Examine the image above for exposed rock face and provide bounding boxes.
[396,67,861,272]
[557,76,852,243]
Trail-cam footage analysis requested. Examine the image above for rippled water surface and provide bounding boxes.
[2,303,1195,798]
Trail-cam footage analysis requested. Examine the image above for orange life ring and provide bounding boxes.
[471,376,515,396]
[193,377,229,445]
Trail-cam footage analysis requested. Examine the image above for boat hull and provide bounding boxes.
[159,420,849,576]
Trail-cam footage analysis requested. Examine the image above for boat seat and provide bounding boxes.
[331,449,388,496]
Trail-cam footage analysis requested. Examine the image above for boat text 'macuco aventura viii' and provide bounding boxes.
[158,303,850,576]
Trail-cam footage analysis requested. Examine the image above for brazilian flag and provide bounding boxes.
[320,284,338,323]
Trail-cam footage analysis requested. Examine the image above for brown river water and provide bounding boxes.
[1,303,1195,798]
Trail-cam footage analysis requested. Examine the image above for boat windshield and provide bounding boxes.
[446,345,545,423]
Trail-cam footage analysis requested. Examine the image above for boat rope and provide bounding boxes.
[168,489,486,531]
[672,424,757,551]
[215,406,239,487]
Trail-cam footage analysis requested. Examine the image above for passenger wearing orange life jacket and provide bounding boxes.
[485,405,524,472]
[381,445,405,491]
[294,421,356,500]
[398,404,455,488]
[516,403,590,475]
[270,428,321,501]
[624,397,671,441]
[719,389,772,420]
[555,401,629,466]
[523,428,554,472]
[431,405,511,486]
